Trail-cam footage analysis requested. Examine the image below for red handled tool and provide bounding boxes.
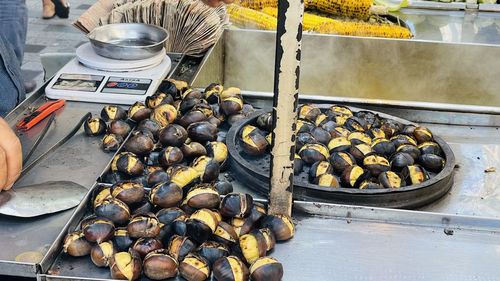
[16,99,65,131]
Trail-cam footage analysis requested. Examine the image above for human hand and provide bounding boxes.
[201,0,234,7]
[0,118,22,191]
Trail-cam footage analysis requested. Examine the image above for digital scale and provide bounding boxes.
[46,43,172,105]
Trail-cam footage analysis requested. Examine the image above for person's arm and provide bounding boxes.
[0,118,22,190]
[201,0,234,7]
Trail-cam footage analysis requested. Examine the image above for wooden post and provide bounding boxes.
[268,0,304,216]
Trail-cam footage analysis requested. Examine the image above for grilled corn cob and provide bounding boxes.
[227,4,277,30]
[236,0,277,10]
[305,0,372,20]
[262,7,336,30]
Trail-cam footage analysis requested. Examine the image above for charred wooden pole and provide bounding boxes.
[268,0,304,216]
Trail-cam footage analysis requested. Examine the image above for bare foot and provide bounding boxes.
[42,1,55,19]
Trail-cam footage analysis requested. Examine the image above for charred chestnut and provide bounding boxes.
[170,166,199,189]
[213,255,249,281]
[158,80,180,97]
[328,105,353,117]
[314,113,330,127]
[149,182,183,208]
[182,141,207,159]
[111,182,145,205]
[256,112,273,131]
[186,209,219,243]
[314,173,341,187]
[82,217,115,243]
[250,256,283,281]
[213,221,239,246]
[143,249,178,280]
[220,87,242,100]
[94,198,130,225]
[151,103,178,127]
[296,132,317,152]
[309,161,334,180]
[401,165,429,185]
[127,213,161,238]
[108,120,132,138]
[206,141,229,165]
[63,231,92,257]
[378,171,403,189]
[261,214,294,241]
[256,228,276,252]
[380,119,403,138]
[192,156,220,183]
[84,117,106,136]
[113,228,134,251]
[419,154,445,173]
[168,235,197,261]
[344,116,368,132]
[158,146,184,168]
[355,111,381,129]
[128,102,151,122]
[310,127,331,145]
[341,165,369,188]
[179,110,208,127]
[230,217,253,237]
[239,232,267,264]
[390,134,417,148]
[101,105,127,121]
[214,180,234,195]
[93,186,112,209]
[125,129,155,156]
[367,128,386,139]
[204,83,223,104]
[158,124,188,147]
[188,121,218,143]
[91,241,115,267]
[371,138,396,157]
[390,152,415,172]
[414,126,434,144]
[327,137,351,153]
[146,92,174,108]
[299,143,329,164]
[397,144,421,160]
[111,152,144,176]
[198,241,230,266]
[401,124,417,136]
[359,179,384,190]
[132,237,163,258]
[349,144,374,164]
[137,119,162,140]
[296,119,315,134]
[181,88,204,100]
[294,154,304,175]
[363,155,390,177]
[156,207,185,225]
[220,193,253,218]
[329,152,356,174]
[298,104,321,122]
[102,134,123,152]
[418,142,442,156]
[221,96,244,116]
[147,169,170,188]
[348,132,372,145]
[180,254,211,281]
[110,250,142,281]
[184,184,221,209]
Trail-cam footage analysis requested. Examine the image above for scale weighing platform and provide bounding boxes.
[46,43,172,105]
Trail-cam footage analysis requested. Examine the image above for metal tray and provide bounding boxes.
[226,106,455,209]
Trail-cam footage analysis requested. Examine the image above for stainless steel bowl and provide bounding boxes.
[87,23,169,60]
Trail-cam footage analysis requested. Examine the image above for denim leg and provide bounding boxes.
[0,35,26,117]
[0,0,28,65]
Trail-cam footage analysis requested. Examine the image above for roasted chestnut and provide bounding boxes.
[111,152,144,176]
[355,110,381,129]
[170,166,199,189]
[348,132,372,145]
[380,119,403,138]
[184,184,221,209]
[419,154,445,173]
[124,130,155,156]
[91,241,115,267]
[181,141,207,159]
[213,221,239,246]
[168,235,197,261]
[239,232,267,264]
[299,143,329,164]
[397,144,421,160]
[151,103,178,127]
[179,110,208,127]
[249,256,283,281]
[314,113,330,127]
[390,152,415,172]
[158,146,184,168]
[168,79,189,95]
[390,134,417,148]
[378,171,403,189]
[220,193,253,218]
[214,180,234,195]
[294,154,304,175]
[143,249,179,280]
[314,173,341,187]
[113,228,134,251]
[94,198,131,225]
[111,181,145,205]
[327,137,351,153]
[328,105,353,117]
[213,255,249,281]
[367,128,386,139]
[192,156,220,183]
[149,182,183,208]
[110,250,142,281]
[159,80,180,96]
[363,155,390,177]
[131,199,154,216]
[221,96,244,116]
[329,152,356,174]
[197,241,230,266]
[230,217,253,237]
[188,121,218,142]
[63,231,92,257]
[82,217,115,243]
[359,179,384,190]
[93,186,112,209]
[101,105,127,121]
[371,138,395,157]
[418,142,442,156]
[257,228,276,252]
[128,102,152,122]
[414,126,433,144]
[296,132,317,152]
[349,144,374,164]
[401,124,417,136]
[84,117,106,136]
[108,120,132,138]
[298,104,321,122]
[179,254,210,281]
[256,112,273,131]
[296,119,315,134]
[401,165,429,185]
[341,165,369,188]
[181,88,204,100]
[127,213,161,238]
[102,133,123,152]
[309,161,334,180]
[260,214,294,241]
[156,207,185,225]
[204,83,223,104]
[186,209,219,243]
[132,237,163,258]
[220,87,242,100]
[146,92,174,108]
[344,116,368,132]
[137,119,162,140]
[310,127,331,145]
[159,124,188,147]
[206,141,229,165]
[147,169,170,188]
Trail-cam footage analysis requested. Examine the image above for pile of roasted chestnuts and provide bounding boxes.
[240,104,447,190]
[70,79,294,281]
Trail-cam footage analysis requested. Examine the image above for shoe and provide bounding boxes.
[42,3,56,19]
[52,0,70,19]
[24,80,37,94]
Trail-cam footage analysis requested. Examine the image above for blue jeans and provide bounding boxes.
[0,0,27,117]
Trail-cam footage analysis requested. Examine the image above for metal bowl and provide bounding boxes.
[87,23,168,60]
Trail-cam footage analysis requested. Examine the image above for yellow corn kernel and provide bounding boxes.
[262,7,336,30]
[227,4,277,30]
[236,0,277,10]
[315,21,412,39]
[306,0,372,20]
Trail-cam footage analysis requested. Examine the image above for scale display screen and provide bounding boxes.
[51,73,104,92]
[102,77,152,95]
